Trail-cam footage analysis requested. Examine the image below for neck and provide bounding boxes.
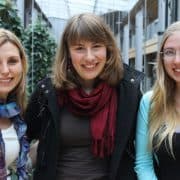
[174,87,180,115]
[83,87,93,94]
[80,79,95,92]
[175,85,180,102]
[0,118,12,129]
[0,99,6,104]
[0,94,7,103]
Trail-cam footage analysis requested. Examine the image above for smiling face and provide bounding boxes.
[163,31,180,86]
[69,41,107,89]
[0,42,23,100]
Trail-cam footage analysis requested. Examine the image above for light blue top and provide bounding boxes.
[135,91,158,180]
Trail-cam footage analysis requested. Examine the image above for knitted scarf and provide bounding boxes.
[0,102,29,180]
[57,82,117,158]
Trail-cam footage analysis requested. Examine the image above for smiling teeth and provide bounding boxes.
[0,79,11,82]
[175,69,180,72]
[85,65,95,68]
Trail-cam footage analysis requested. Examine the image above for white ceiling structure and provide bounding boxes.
[36,0,138,20]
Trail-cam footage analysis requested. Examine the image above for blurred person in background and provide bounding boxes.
[25,13,143,180]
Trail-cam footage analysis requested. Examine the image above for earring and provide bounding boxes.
[67,58,72,72]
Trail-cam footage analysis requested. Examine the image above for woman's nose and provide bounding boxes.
[174,52,180,63]
[86,49,95,60]
[0,63,10,74]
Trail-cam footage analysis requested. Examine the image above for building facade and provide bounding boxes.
[13,0,180,92]
[103,0,180,91]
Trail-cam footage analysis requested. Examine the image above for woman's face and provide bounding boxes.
[0,42,23,100]
[69,41,107,89]
[163,31,180,87]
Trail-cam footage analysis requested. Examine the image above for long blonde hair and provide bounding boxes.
[52,13,123,89]
[0,28,28,114]
[149,21,180,156]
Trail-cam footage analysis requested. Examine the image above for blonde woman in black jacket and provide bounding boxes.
[25,13,143,180]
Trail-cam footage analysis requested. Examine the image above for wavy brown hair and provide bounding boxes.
[0,28,28,114]
[52,13,123,89]
[149,21,180,156]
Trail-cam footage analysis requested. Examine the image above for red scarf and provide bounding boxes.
[57,82,117,158]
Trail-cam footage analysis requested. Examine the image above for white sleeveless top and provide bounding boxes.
[1,124,20,179]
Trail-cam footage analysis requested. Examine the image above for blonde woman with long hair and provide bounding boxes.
[135,21,180,180]
[0,28,29,179]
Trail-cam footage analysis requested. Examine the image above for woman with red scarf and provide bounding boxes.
[25,13,143,180]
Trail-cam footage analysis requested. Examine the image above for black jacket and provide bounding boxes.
[25,65,143,180]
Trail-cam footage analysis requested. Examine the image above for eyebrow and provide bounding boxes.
[163,47,175,50]
[8,54,21,57]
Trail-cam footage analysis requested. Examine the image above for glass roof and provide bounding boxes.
[36,0,138,19]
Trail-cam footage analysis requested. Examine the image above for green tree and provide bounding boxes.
[24,18,57,94]
[0,0,24,40]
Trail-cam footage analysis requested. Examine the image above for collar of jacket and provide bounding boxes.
[38,77,60,137]
[122,63,144,86]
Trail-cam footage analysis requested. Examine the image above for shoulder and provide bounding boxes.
[34,76,55,96]
[122,63,144,87]
[28,77,54,104]
[117,64,144,94]
[35,77,58,106]
[139,91,153,111]
[141,91,153,103]
[36,76,52,89]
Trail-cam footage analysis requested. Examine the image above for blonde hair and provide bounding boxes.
[0,28,28,114]
[149,21,180,156]
[52,13,123,89]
